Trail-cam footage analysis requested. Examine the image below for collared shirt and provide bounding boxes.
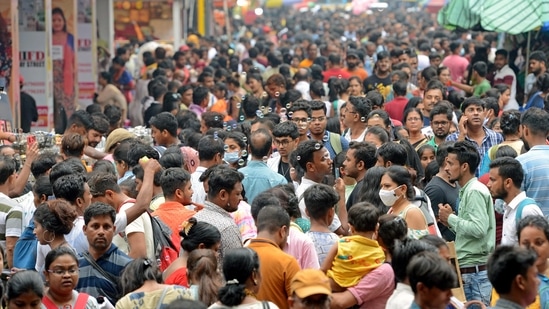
[491,298,525,309]
[239,160,287,204]
[189,104,207,120]
[76,244,132,305]
[247,238,300,309]
[447,177,495,266]
[347,263,395,309]
[343,127,368,143]
[446,127,503,176]
[117,170,134,184]
[294,81,311,101]
[501,191,543,246]
[517,145,549,215]
[296,177,342,232]
[152,201,196,253]
[386,283,414,309]
[230,200,257,244]
[193,201,242,265]
[13,220,37,269]
[283,226,320,270]
[191,166,208,204]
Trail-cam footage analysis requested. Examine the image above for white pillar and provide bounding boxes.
[96,0,114,56]
[173,0,182,49]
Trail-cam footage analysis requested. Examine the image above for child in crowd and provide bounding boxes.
[321,202,386,291]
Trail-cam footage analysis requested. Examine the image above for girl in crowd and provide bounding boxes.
[246,73,268,101]
[187,249,223,306]
[117,258,192,309]
[223,132,248,168]
[163,218,221,286]
[348,76,365,97]
[381,166,429,239]
[6,271,44,309]
[34,200,77,272]
[377,214,408,262]
[417,144,436,172]
[210,248,279,309]
[42,247,98,308]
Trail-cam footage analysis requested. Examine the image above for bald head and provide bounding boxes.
[295,68,310,82]
[250,128,272,159]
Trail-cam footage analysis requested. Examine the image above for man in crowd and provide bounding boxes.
[488,246,539,309]
[516,108,549,215]
[268,121,300,183]
[191,136,225,204]
[441,41,469,83]
[248,206,301,309]
[342,96,372,142]
[240,129,287,203]
[76,202,132,305]
[308,100,349,160]
[193,166,244,264]
[525,51,547,95]
[150,112,181,149]
[493,49,519,110]
[446,97,503,176]
[363,51,392,94]
[439,141,496,306]
[487,157,543,246]
[426,104,453,151]
[288,269,332,309]
[344,142,378,209]
[0,156,23,268]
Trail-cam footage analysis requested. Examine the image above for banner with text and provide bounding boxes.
[77,0,95,108]
[19,0,52,131]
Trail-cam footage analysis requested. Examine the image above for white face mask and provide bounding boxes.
[379,186,401,207]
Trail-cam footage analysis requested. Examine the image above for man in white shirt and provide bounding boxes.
[191,136,225,204]
[487,157,543,246]
[493,49,519,110]
[294,68,312,101]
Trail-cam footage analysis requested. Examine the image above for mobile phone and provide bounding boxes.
[27,135,36,145]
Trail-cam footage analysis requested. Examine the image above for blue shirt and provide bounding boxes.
[239,160,287,204]
[522,91,545,112]
[76,244,132,305]
[13,220,37,269]
[517,145,549,215]
[446,127,503,176]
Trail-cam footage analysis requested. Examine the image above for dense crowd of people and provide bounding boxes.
[1,5,549,309]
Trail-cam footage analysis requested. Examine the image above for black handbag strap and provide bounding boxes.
[82,251,119,285]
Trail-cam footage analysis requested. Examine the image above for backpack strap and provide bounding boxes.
[515,197,538,228]
[74,293,90,309]
[41,296,58,309]
[329,132,343,155]
[82,251,119,285]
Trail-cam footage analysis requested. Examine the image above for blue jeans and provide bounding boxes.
[461,270,492,308]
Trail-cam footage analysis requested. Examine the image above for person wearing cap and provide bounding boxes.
[344,50,368,82]
[102,128,135,163]
[288,269,332,309]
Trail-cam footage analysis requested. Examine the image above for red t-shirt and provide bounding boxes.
[323,68,351,83]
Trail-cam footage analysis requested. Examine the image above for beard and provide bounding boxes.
[522,136,531,151]
[347,62,357,69]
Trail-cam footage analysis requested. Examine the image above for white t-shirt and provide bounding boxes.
[113,200,155,260]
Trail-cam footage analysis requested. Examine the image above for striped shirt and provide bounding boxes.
[76,244,132,305]
[0,192,23,245]
[446,127,503,176]
[517,145,549,215]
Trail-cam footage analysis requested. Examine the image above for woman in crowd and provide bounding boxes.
[210,248,279,309]
[381,166,429,239]
[96,72,128,121]
[223,132,248,168]
[358,166,388,213]
[348,76,365,97]
[177,85,194,110]
[162,92,182,116]
[117,258,192,309]
[403,108,428,150]
[163,218,221,286]
[113,139,136,184]
[186,249,223,306]
[377,214,409,262]
[6,270,44,309]
[34,200,77,272]
[42,247,98,308]
[246,73,268,101]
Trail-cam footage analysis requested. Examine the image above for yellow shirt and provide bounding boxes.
[327,235,385,287]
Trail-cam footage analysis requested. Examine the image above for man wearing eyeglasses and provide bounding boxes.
[268,121,300,183]
[288,100,312,145]
[426,104,453,152]
[308,101,348,160]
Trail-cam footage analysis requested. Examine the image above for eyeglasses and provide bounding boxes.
[47,269,79,276]
[274,139,294,146]
[310,116,326,123]
[292,117,310,123]
[432,121,450,127]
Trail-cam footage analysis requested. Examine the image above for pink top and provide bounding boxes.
[442,55,469,83]
[348,263,395,309]
[283,226,320,270]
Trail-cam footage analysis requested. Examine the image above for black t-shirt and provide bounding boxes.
[278,160,292,183]
[363,74,392,93]
[144,102,162,127]
[424,175,459,241]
